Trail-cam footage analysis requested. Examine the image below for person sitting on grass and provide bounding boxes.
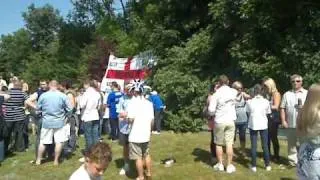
[69,142,112,180]
[246,84,272,172]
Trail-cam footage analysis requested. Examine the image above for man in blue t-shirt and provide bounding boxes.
[107,82,123,141]
[149,90,165,134]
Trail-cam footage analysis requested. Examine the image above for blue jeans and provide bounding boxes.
[250,129,270,167]
[109,118,119,140]
[101,118,110,135]
[235,123,247,146]
[83,120,99,151]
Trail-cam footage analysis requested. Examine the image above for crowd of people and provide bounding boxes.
[0,76,165,180]
[204,74,320,179]
[0,72,319,179]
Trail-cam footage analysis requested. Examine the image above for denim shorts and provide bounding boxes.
[297,142,320,180]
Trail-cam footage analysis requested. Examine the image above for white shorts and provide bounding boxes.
[40,126,69,144]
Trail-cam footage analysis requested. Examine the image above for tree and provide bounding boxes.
[0,29,32,78]
[22,3,63,50]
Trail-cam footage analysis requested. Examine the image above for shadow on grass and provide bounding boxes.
[114,158,137,179]
[4,151,16,160]
[234,147,291,169]
[192,148,212,166]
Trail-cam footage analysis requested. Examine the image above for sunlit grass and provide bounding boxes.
[0,131,296,180]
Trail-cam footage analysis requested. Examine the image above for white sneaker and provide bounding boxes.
[119,168,126,175]
[119,163,129,175]
[266,166,272,171]
[153,131,160,135]
[226,164,236,173]
[250,166,257,172]
[78,157,85,163]
[213,163,224,171]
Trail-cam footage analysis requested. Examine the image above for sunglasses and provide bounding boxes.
[291,80,301,83]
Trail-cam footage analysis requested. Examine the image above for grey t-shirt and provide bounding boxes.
[235,94,247,124]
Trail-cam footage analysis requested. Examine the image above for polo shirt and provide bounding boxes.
[280,88,308,128]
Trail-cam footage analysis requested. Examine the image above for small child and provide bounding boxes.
[246,84,271,172]
[69,142,112,180]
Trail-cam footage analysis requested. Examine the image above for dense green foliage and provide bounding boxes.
[0,0,319,131]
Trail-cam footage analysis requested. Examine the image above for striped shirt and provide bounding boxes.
[3,88,29,122]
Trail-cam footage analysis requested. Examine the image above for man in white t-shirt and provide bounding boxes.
[127,80,154,180]
[280,74,308,166]
[208,75,237,173]
[0,75,7,90]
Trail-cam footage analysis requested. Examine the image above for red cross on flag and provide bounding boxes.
[100,54,147,91]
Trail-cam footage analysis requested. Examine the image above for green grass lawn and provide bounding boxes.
[0,132,297,180]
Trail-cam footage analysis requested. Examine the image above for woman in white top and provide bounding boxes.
[246,84,271,172]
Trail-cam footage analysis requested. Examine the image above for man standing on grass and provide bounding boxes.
[127,80,154,180]
[26,80,54,163]
[3,80,29,153]
[208,75,237,173]
[79,80,103,153]
[280,74,307,166]
[36,80,73,165]
[149,90,165,135]
[117,84,134,175]
[107,82,122,141]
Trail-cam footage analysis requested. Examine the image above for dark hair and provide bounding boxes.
[218,75,229,85]
[253,84,264,96]
[85,142,112,166]
[1,86,8,91]
[61,80,73,90]
[84,80,96,87]
[111,81,119,90]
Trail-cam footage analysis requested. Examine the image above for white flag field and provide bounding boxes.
[100,53,155,91]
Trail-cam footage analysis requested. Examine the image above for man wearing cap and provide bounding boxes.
[127,81,154,180]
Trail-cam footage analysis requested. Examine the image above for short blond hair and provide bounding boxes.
[232,81,243,90]
[290,74,303,82]
[297,83,320,137]
[263,78,278,94]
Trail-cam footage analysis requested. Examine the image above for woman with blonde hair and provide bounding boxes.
[296,84,320,179]
[263,78,281,162]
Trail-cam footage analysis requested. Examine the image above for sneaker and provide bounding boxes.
[266,166,272,171]
[250,166,257,172]
[153,131,161,135]
[119,163,129,175]
[119,168,126,175]
[78,157,85,163]
[213,163,224,171]
[226,164,236,173]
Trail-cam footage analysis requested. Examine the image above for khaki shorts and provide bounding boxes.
[214,121,235,146]
[40,127,68,144]
[129,142,150,160]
